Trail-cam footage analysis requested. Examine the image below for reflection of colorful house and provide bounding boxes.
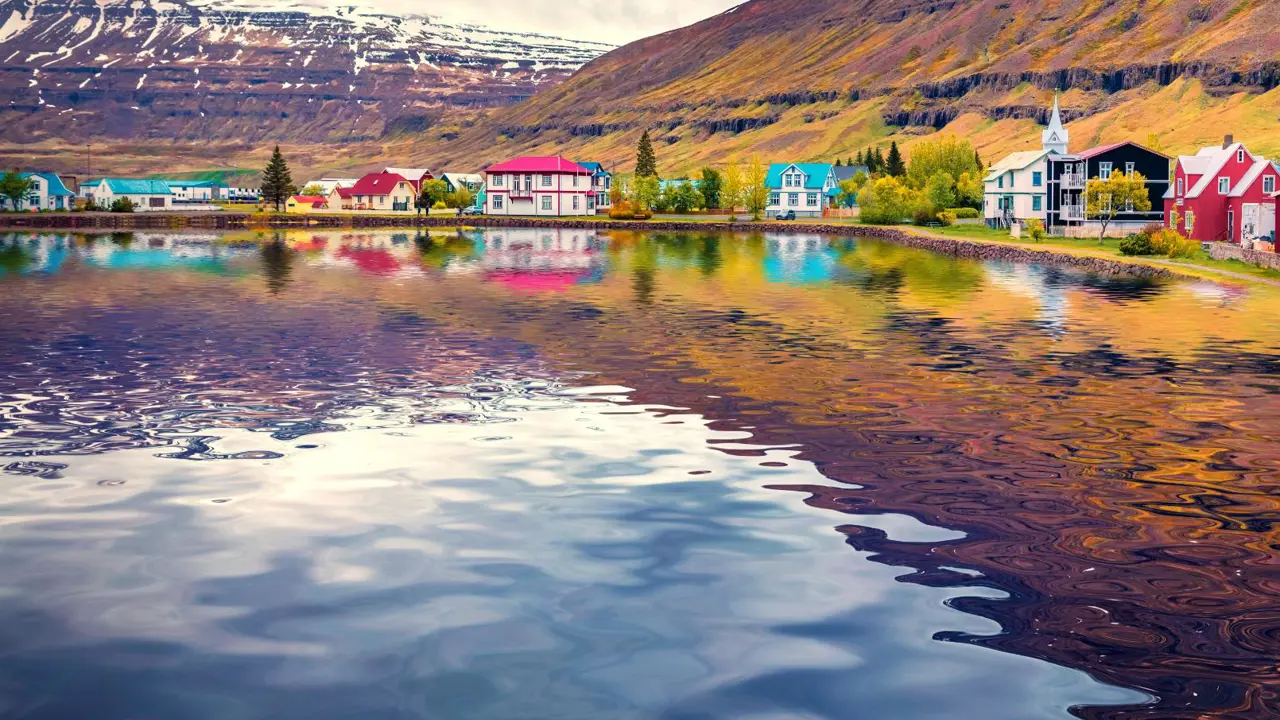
[762,234,838,284]
[15,172,75,211]
[286,195,329,213]
[475,228,605,292]
[336,245,403,275]
[765,163,838,218]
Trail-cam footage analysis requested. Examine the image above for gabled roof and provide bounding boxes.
[384,167,431,180]
[1187,143,1244,198]
[1229,157,1274,197]
[290,195,327,205]
[575,161,610,176]
[351,172,411,196]
[983,150,1052,182]
[832,165,869,182]
[441,172,483,185]
[765,163,832,190]
[332,187,355,199]
[1074,140,1169,161]
[19,172,74,196]
[485,156,591,174]
[86,178,172,195]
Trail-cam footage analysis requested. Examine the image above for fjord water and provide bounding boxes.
[1,230,1277,720]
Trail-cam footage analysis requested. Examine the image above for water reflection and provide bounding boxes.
[1,229,1279,719]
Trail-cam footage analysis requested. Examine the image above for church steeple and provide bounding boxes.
[1042,94,1068,155]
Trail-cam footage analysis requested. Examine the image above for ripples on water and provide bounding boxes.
[1,230,1278,719]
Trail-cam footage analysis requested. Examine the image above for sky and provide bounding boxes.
[383,0,742,45]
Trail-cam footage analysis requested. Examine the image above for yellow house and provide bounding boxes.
[285,195,329,213]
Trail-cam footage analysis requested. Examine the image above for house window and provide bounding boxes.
[493,175,503,187]
[541,175,552,187]
[1099,162,1113,180]
[1218,177,1230,194]
[573,176,579,187]
[1176,178,1183,196]
[1237,148,1245,163]
[806,192,817,207]
[1186,211,1195,234]
[1124,199,1133,212]
[149,197,165,208]
[379,196,385,205]
[769,192,779,206]
[572,195,579,211]
[1264,176,1275,194]
[1033,196,1042,212]
[997,176,1004,189]
[788,193,799,206]
[541,196,552,211]
[1032,172,1042,187]
[1125,162,1135,176]
[493,196,503,209]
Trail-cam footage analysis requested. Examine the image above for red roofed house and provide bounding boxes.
[285,195,329,213]
[350,172,416,212]
[327,186,355,211]
[1166,135,1277,246]
[384,168,433,193]
[484,156,595,216]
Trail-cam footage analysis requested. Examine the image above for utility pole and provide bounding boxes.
[85,143,91,179]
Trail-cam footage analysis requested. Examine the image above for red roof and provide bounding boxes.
[290,195,327,205]
[334,187,355,199]
[484,156,591,174]
[350,172,410,196]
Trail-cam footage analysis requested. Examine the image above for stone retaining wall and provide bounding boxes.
[0,212,1174,279]
[1206,241,1280,271]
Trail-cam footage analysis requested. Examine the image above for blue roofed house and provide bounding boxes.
[16,172,76,211]
[576,162,613,213]
[766,163,838,218]
[80,178,174,211]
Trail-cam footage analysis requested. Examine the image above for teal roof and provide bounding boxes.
[160,179,220,188]
[765,163,832,190]
[19,172,74,196]
[576,161,609,176]
[88,178,173,195]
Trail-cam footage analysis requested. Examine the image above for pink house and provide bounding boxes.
[1166,135,1277,245]
[484,156,595,216]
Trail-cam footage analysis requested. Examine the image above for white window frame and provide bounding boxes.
[1237,148,1245,163]
[788,192,799,206]
[541,196,552,211]
[572,195,579,211]
[806,192,818,207]
[493,175,504,187]
[1099,162,1113,180]
[1264,176,1275,194]
[1186,210,1195,233]
[1218,177,1230,195]
[1125,162,1135,176]
[769,192,779,206]
[1176,178,1183,196]
[541,174,552,187]
[492,195,503,209]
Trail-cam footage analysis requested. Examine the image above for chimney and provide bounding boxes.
[1224,134,1234,148]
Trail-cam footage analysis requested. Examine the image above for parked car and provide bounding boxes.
[775,210,796,221]
[457,206,484,216]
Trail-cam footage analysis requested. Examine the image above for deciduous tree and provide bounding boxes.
[838,171,868,208]
[0,171,35,211]
[669,181,702,213]
[632,175,660,211]
[721,162,743,218]
[743,156,770,220]
[696,167,722,209]
[906,136,980,189]
[924,170,956,211]
[1085,170,1151,241]
[857,176,912,224]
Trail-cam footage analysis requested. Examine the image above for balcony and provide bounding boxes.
[1061,173,1085,189]
[508,187,534,199]
[1062,204,1085,221]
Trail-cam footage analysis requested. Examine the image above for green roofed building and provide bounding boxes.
[81,178,174,211]
[765,163,838,218]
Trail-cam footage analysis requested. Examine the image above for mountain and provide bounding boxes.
[0,0,613,144]
[420,0,1280,172]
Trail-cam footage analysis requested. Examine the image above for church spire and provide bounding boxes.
[1042,93,1068,155]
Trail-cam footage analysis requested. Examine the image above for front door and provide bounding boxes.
[1242,204,1259,242]
[1228,210,1235,242]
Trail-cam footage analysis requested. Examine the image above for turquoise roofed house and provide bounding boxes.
[575,161,613,213]
[15,172,75,211]
[765,163,838,218]
[80,178,174,211]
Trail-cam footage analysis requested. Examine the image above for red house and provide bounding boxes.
[1166,135,1277,245]
[483,156,595,216]
[349,171,416,212]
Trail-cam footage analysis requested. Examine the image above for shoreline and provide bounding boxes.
[0,211,1196,281]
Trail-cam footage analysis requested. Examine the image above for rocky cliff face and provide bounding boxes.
[0,0,612,144]
[419,0,1280,171]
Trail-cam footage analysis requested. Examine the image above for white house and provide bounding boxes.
[484,156,595,217]
[15,172,76,211]
[983,96,1067,229]
[80,179,174,211]
[161,180,222,202]
[765,163,838,218]
[304,178,359,197]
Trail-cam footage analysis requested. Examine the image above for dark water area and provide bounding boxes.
[1,229,1278,720]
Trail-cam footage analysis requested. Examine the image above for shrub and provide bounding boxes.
[935,210,957,226]
[109,198,135,213]
[1165,234,1200,259]
[1118,233,1157,255]
[432,200,447,210]
[1024,218,1046,243]
[949,207,980,219]
[609,200,637,220]
[911,202,939,225]
[1148,227,1198,258]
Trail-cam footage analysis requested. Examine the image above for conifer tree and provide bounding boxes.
[835,158,842,167]
[855,149,864,166]
[635,130,658,178]
[886,141,906,177]
[974,149,983,171]
[261,145,296,212]
[873,147,886,173]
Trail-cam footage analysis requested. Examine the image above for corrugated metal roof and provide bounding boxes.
[765,163,832,190]
[485,156,591,174]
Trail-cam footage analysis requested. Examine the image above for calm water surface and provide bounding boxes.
[1,229,1278,719]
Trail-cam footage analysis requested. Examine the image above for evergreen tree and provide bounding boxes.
[855,149,864,166]
[873,147,886,173]
[886,141,906,177]
[635,130,658,178]
[834,158,843,167]
[974,148,983,171]
[261,145,296,212]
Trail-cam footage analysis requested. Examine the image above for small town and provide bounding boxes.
[4,98,1278,275]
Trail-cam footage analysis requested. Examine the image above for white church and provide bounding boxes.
[982,97,1069,230]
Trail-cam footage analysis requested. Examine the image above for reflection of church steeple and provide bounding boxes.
[1042,94,1068,155]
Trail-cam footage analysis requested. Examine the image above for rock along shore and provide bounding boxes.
[0,212,1175,279]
